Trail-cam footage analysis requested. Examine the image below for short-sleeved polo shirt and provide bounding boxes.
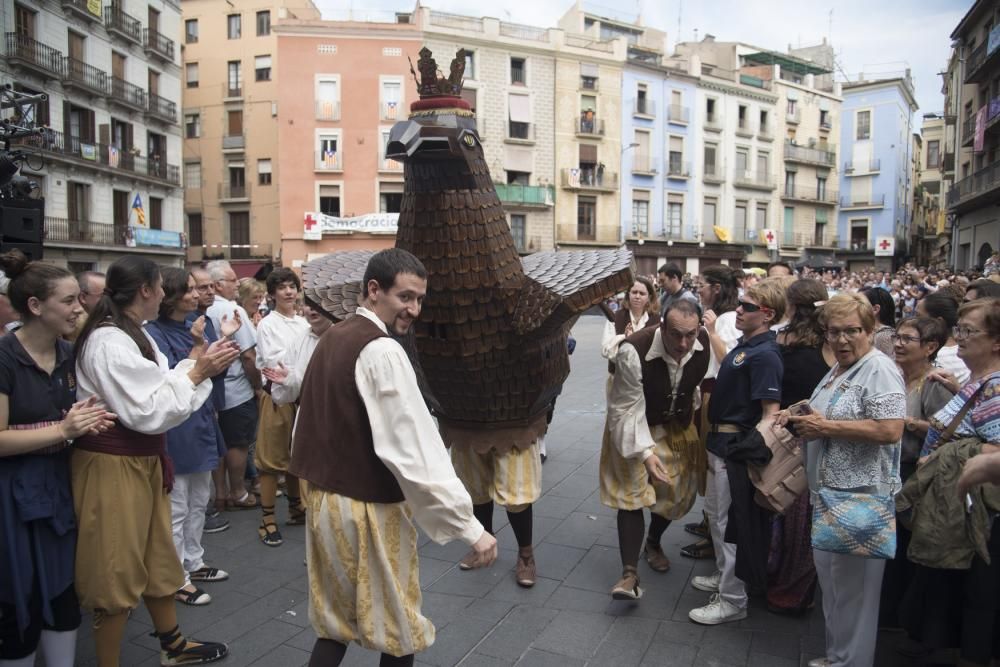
[0,333,76,425]
[707,330,782,451]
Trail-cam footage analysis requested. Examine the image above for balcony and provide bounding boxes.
[758,124,774,141]
[666,160,691,179]
[199,242,273,261]
[494,183,552,208]
[143,29,174,62]
[381,101,401,121]
[62,57,109,96]
[109,77,147,113]
[226,86,243,99]
[218,183,251,203]
[379,156,403,172]
[668,104,689,124]
[575,116,605,137]
[784,141,836,167]
[222,135,245,151]
[947,160,1000,213]
[561,167,617,192]
[734,170,776,191]
[12,128,180,186]
[786,109,801,125]
[703,164,724,184]
[61,0,101,23]
[316,100,341,121]
[704,112,723,132]
[634,98,655,117]
[146,93,176,124]
[315,150,343,171]
[580,77,599,92]
[844,239,871,252]
[5,34,64,80]
[777,231,839,248]
[45,218,127,246]
[631,154,656,175]
[986,97,1000,135]
[840,194,886,210]
[735,121,754,138]
[820,120,833,132]
[843,159,881,175]
[506,122,535,144]
[104,6,143,46]
[965,28,1000,84]
[781,185,838,205]
[962,117,975,147]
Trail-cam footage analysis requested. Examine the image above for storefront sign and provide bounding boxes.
[303,212,399,240]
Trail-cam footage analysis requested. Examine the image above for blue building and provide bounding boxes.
[837,74,917,271]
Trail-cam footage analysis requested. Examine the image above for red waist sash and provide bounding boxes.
[75,424,173,492]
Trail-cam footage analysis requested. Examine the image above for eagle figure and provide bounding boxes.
[302,47,634,452]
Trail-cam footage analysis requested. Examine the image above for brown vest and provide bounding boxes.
[608,308,661,374]
[289,314,404,503]
[622,326,710,427]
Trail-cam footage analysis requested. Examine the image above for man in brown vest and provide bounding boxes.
[602,299,710,600]
[289,248,497,667]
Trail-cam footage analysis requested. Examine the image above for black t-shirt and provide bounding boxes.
[708,330,782,430]
[0,333,76,425]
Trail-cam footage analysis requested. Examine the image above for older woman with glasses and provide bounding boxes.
[779,293,905,667]
[901,298,1000,667]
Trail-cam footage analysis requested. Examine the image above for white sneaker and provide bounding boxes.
[807,659,831,667]
[688,593,747,625]
[691,570,721,593]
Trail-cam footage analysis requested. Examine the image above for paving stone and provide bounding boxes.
[249,643,312,666]
[532,493,584,520]
[544,583,613,613]
[458,653,515,667]
[486,574,560,605]
[530,610,615,659]
[418,614,497,666]
[419,555,458,588]
[750,630,801,660]
[476,605,559,661]
[514,648,586,666]
[641,639,698,666]
[530,542,587,581]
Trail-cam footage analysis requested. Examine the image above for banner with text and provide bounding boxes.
[303,212,399,240]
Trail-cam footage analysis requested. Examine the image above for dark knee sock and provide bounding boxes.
[473,502,494,535]
[648,514,671,547]
[617,509,645,570]
[309,638,347,667]
[379,653,414,667]
[506,506,533,549]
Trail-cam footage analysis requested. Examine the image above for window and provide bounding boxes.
[227,109,243,137]
[14,4,34,38]
[185,113,200,138]
[228,165,246,197]
[67,181,89,222]
[227,14,241,39]
[255,55,271,82]
[666,195,683,237]
[510,214,526,251]
[319,185,340,216]
[316,77,340,120]
[814,209,828,245]
[185,62,199,88]
[110,118,133,151]
[817,176,827,200]
[256,10,270,36]
[702,198,717,235]
[759,109,769,133]
[149,196,162,230]
[755,203,768,231]
[229,212,250,258]
[704,143,717,176]
[757,152,769,178]
[706,98,717,124]
[185,19,198,43]
[379,183,403,213]
[510,57,526,85]
[631,193,649,235]
[738,105,748,130]
[850,219,869,249]
[318,134,340,169]
[577,196,596,240]
[381,79,401,120]
[820,109,830,128]
[148,70,160,97]
[184,162,201,188]
[187,213,203,246]
[227,61,242,97]
[734,203,748,240]
[668,136,684,174]
[508,93,531,139]
[464,50,475,79]
[735,148,749,174]
[786,99,797,116]
[927,140,940,168]
[507,170,530,185]
[785,170,796,193]
[636,84,649,114]
[258,159,271,185]
[856,110,871,140]
[113,190,129,227]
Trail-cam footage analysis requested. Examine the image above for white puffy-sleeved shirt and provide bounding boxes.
[255,310,310,382]
[601,311,651,361]
[606,327,704,461]
[705,310,739,379]
[354,308,483,546]
[76,326,213,435]
[271,326,322,406]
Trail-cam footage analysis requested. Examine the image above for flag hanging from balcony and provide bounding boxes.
[108,145,120,168]
[132,194,146,227]
[322,150,338,169]
[713,226,731,243]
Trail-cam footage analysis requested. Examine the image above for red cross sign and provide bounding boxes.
[304,214,317,231]
[766,231,775,242]
[879,239,891,250]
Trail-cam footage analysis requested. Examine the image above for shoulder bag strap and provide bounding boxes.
[937,380,989,444]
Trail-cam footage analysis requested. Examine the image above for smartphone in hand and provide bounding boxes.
[788,400,814,417]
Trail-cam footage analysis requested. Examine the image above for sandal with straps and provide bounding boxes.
[286,496,307,526]
[258,506,283,547]
[152,624,228,666]
[611,566,643,601]
[174,587,211,606]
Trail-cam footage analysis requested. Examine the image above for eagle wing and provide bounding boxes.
[300,250,374,322]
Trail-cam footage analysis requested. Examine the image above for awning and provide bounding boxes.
[742,51,831,75]
[580,62,599,77]
[504,145,533,173]
[257,159,272,174]
[508,94,531,123]
[579,144,598,162]
[255,55,272,69]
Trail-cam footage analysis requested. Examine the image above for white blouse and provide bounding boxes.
[601,311,651,361]
[705,310,740,379]
[271,326,322,406]
[255,310,310,381]
[76,326,212,435]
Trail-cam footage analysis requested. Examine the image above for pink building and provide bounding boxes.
[275,17,421,266]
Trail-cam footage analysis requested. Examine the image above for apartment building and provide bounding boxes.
[4,0,186,270]
[914,113,948,266]
[181,0,320,275]
[837,73,917,272]
[273,15,418,267]
[419,6,557,254]
[945,0,1000,271]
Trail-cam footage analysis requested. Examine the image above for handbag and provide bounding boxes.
[810,356,898,558]
[748,417,807,514]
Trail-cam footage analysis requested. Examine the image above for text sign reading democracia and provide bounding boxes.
[303,212,399,240]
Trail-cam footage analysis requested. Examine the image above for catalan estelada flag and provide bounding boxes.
[132,194,146,226]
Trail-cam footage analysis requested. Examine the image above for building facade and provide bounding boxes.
[946,0,1000,271]
[837,74,917,272]
[273,15,417,268]
[913,114,947,267]
[5,0,186,270]
[182,0,320,275]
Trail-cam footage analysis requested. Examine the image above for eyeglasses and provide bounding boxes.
[953,325,985,341]
[737,300,770,313]
[824,327,865,342]
[890,333,922,345]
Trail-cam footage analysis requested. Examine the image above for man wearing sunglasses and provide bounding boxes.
[689,280,786,625]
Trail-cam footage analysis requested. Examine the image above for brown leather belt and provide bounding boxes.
[709,423,743,434]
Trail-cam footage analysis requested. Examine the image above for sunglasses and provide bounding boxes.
[738,300,771,313]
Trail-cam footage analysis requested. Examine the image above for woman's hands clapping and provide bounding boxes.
[60,396,117,440]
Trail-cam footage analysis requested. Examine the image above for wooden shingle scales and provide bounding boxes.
[302,47,634,452]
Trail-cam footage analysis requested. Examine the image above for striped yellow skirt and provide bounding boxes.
[450,441,541,511]
[304,488,434,657]
[599,419,701,520]
[254,393,296,474]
